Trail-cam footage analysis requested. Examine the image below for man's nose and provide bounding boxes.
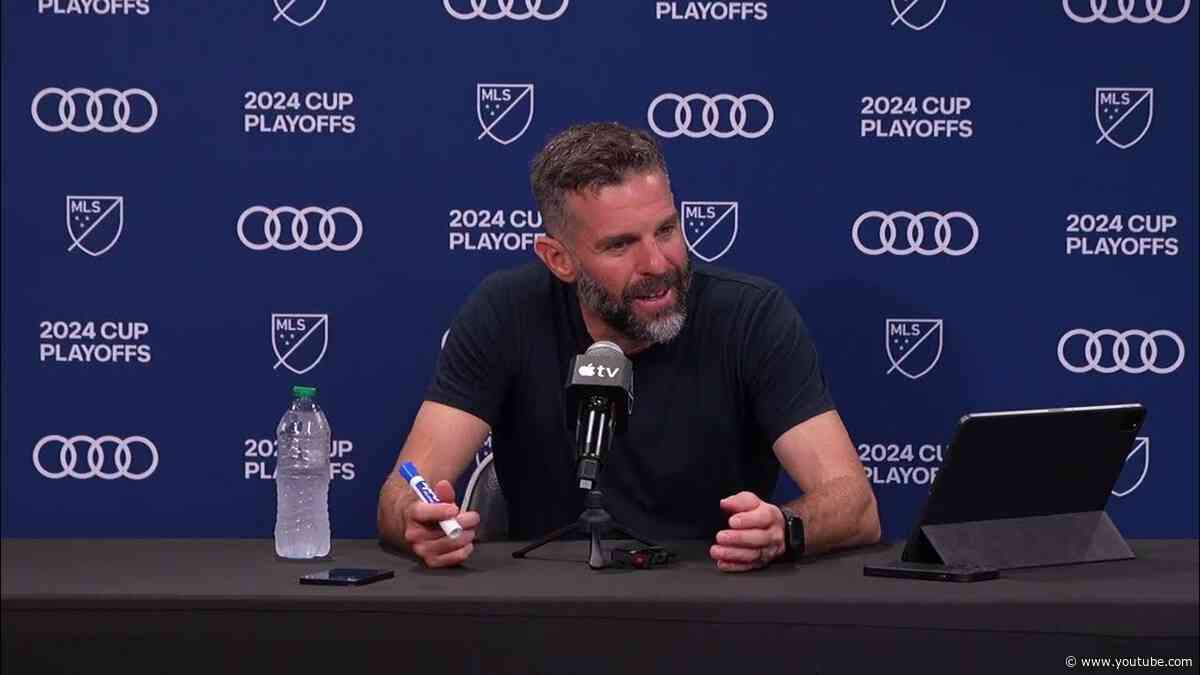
[636,238,671,276]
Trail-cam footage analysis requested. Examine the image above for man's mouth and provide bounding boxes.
[632,287,673,309]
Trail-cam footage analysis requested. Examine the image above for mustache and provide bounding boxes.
[624,265,686,300]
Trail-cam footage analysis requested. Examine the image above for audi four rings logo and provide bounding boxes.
[1058,329,1186,374]
[237,206,363,251]
[647,93,774,139]
[33,435,159,480]
[445,0,569,20]
[1064,0,1190,23]
[31,87,157,133]
[852,211,979,256]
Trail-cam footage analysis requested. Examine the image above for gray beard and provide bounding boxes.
[574,256,692,345]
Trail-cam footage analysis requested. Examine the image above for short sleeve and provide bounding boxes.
[425,274,517,427]
[740,287,835,445]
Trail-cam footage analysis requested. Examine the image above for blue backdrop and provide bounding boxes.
[3,1,1196,540]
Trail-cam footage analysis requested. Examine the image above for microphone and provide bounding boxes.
[564,341,634,490]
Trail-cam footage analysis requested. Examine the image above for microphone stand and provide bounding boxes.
[511,488,658,569]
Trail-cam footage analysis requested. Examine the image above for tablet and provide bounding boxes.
[899,403,1146,566]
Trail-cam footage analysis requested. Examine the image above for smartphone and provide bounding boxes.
[863,561,998,583]
[299,568,394,586]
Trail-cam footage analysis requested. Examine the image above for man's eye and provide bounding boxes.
[607,241,629,252]
[658,224,677,236]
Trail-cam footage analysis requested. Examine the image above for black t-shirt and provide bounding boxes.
[427,262,834,540]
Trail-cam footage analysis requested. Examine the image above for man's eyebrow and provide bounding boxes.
[594,213,680,250]
[594,232,638,250]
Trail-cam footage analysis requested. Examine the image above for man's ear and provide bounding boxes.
[534,235,577,283]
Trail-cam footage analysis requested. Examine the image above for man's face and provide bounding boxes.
[563,170,692,344]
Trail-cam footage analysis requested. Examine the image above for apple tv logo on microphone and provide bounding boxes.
[577,362,621,379]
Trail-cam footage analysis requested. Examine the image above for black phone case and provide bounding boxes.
[299,568,394,586]
[863,562,998,583]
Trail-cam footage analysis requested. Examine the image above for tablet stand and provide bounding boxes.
[902,511,1134,569]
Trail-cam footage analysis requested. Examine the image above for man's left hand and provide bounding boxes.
[710,491,786,573]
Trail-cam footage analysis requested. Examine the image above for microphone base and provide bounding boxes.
[511,490,659,569]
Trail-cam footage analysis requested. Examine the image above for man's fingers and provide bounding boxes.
[407,510,479,545]
[456,510,481,530]
[405,521,440,544]
[711,499,785,572]
[715,528,771,548]
[413,528,477,559]
[403,481,478,569]
[408,513,478,544]
[409,500,459,525]
[709,544,762,564]
[719,491,761,515]
[427,543,475,569]
[434,479,457,504]
[711,536,768,572]
[727,503,775,529]
[406,519,459,545]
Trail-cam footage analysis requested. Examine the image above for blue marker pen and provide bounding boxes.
[399,462,463,539]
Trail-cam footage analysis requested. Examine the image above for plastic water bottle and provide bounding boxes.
[274,385,332,559]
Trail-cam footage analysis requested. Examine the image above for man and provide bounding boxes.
[378,122,879,572]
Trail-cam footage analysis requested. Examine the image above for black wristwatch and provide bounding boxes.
[778,506,805,563]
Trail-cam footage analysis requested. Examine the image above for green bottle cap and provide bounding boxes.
[292,386,317,399]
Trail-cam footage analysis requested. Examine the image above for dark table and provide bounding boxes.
[3,538,1197,674]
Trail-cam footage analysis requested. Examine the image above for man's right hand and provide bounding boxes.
[403,479,481,568]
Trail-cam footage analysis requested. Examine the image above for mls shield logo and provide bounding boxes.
[477,83,534,145]
[1095,87,1153,149]
[66,196,123,257]
[1111,436,1150,498]
[891,0,947,30]
[681,201,738,262]
[272,0,327,27]
[271,313,329,375]
[886,319,943,379]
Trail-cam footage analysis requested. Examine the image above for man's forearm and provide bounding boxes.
[782,474,880,557]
